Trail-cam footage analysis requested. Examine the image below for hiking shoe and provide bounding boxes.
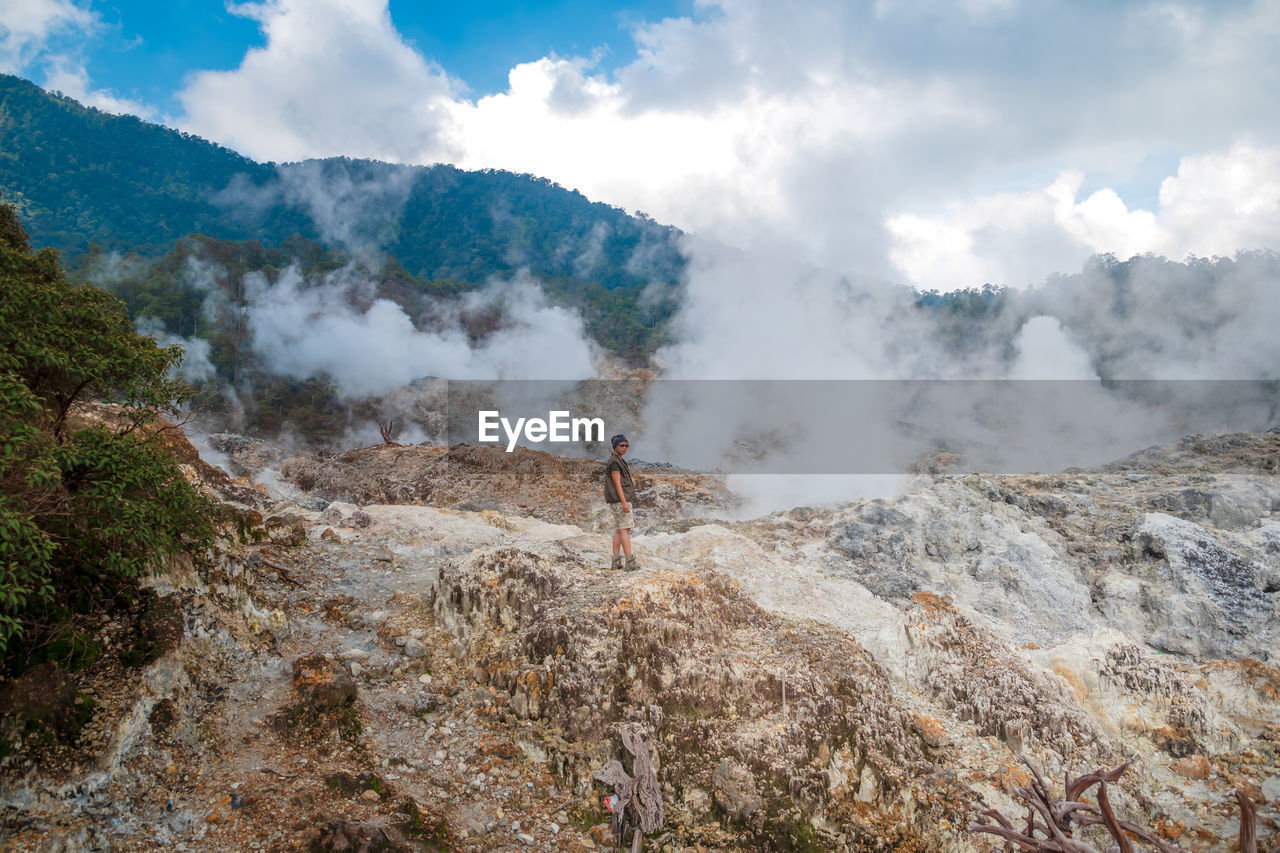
[624,555,639,572]
[610,554,624,571]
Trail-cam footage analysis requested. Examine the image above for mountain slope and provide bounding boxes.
[0,75,273,254]
[0,74,683,289]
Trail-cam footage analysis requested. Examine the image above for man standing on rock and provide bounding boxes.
[605,434,638,571]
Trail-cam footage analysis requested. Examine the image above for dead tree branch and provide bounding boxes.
[375,417,399,446]
[593,724,664,848]
[970,757,1275,853]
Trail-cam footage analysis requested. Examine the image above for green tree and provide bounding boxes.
[0,201,219,659]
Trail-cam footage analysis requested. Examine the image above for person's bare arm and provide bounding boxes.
[611,470,630,512]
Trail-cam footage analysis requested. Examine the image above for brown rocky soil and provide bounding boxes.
[275,443,732,528]
[2,430,1279,851]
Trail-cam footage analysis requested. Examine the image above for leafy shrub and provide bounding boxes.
[0,200,219,661]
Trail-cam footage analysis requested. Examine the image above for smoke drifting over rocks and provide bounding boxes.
[658,239,1280,385]
[1009,316,1095,380]
[215,159,593,405]
[245,264,596,397]
[1021,251,1280,380]
[93,153,1280,497]
[632,238,1280,507]
[135,227,1279,508]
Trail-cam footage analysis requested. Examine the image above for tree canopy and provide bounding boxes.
[0,200,219,661]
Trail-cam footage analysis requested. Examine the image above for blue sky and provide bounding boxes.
[387,1,690,94]
[2,0,1279,292]
[73,0,262,112]
[60,0,690,115]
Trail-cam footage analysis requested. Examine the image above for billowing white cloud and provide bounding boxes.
[448,57,765,230]
[43,60,158,118]
[179,0,462,163]
[886,172,1165,291]
[163,0,1280,290]
[1157,144,1280,259]
[887,143,1280,291]
[1,0,162,119]
[0,0,95,74]
[7,0,1277,295]
[887,180,1087,291]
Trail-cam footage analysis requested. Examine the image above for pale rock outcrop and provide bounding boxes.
[1127,512,1276,659]
[7,430,1279,851]
[823,482,1097,648]
[429,545,952,848]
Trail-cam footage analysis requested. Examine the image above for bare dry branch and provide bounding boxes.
[1239,790,1257,853]
[375,416,399,445]
[1096,781,1134,853]
[970,761,1272,853]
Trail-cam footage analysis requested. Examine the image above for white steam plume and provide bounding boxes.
[85,252,150,289]
[246,263,596,397]
[216,158,419,258]
[637,238,1280,509]
[134,317,216,383]
[277,160,418,255]
[1008,316,1096,380]
[1021,251,1280,381]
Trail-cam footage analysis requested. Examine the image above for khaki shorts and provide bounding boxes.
[610,503,634,530]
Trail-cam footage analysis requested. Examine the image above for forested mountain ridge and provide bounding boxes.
[0,74,684,289]
[0,75,276,254]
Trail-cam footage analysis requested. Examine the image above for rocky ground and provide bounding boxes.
[2,431,1279,851]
